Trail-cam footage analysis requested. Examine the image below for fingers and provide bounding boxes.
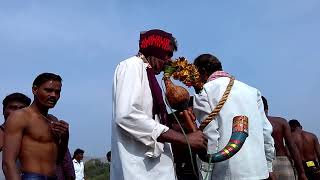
[187,109,196,122]
[52,121,69,129]
[183,110,197,132]
[51,120,69,137]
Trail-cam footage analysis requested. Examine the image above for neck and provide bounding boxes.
[30,102,49,116]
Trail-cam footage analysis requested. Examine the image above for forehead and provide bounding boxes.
[38,80,62,88]
[6,101,28,107]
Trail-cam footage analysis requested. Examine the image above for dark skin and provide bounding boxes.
[0,101,29,151]
[74,153,84,163]
[2,80,69,180]
[144,51,208,151]
[158,110,207,151]
[290,125,320,163]
[265,111,307,180]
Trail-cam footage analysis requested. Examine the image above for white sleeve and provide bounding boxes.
[258,91,275,172]
[113,61,169,158]
[193,89,220,154]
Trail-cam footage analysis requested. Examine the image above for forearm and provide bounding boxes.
[3,160,20,180]
[287,141,305,175]
[158,129,186,145]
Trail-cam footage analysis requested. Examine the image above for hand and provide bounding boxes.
[186,130,207,151]
[50,120,69,138]
[179,109,197,132]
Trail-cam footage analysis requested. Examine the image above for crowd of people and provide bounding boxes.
[0,28,319,180]
[111,29,320,180]
[0,74,87,180]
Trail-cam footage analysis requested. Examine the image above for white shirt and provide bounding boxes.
[73,159,84,180]
[111,56,175,180]
[194,77,275,180]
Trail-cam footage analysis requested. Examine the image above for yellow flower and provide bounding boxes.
[165,57,203,90]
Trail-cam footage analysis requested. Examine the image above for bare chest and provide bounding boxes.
[24,119,55,143]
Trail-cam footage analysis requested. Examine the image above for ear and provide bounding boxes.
[32,85,38,95]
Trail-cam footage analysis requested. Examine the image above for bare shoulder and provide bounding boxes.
[268,116,287,125]
[303,131,317,139]
[5,108,31,130]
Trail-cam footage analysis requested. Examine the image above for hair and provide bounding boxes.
[2,93,31,110]
[170,37,178,52]
[261,96,268,110]
[289,119,302,128]
[33,73,62,87]
[107,151,111,157]
[194,54,222,75]
[73,148,84,159]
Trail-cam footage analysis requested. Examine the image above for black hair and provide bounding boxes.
[194,54,222,75]
[170,37,178,52]
[261,96,268,110]
[2,93,31,110]
[33,73,62,87]
[289,119,302,128]
[73,148,84,159]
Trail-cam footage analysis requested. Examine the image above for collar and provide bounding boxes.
[207,71,231,82]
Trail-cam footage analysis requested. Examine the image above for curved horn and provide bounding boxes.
[208,116,248,162]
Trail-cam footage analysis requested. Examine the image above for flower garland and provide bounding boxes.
[164,57,203,90]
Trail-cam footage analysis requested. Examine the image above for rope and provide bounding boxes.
[161,81,199,179]
[199,77,235,130]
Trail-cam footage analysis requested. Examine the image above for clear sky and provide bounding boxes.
[1,0,319,157]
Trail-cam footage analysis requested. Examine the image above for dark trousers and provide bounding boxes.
[21,172,57,180]
[303,160,320,180]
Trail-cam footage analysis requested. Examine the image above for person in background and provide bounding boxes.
[0,93,31,178]
[289,119,320,180]
[72,148,85,180]
[106,151,111,163]
[3,73,69,180]
[262,96,306,180]
[0,92,31,151]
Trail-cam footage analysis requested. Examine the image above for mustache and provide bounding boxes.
[47,97,58,102]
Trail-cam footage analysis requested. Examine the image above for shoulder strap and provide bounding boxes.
[199,77,235,130]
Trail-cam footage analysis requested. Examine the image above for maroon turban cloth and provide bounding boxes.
[139,29,175,127]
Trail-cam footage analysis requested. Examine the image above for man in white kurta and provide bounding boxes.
[111,55,176,180]
[193,54,275,180]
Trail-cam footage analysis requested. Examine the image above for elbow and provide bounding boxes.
[115,111,134,127]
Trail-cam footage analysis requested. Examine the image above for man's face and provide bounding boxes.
[3,101,29,120]
[77,153,84,161]
[149,51,173,75]
[33,80,62,109]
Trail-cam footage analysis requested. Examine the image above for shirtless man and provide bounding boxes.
[289,119,320,180]
[2,73,69,180]
[0,93,31,151]
[262,96,307,180]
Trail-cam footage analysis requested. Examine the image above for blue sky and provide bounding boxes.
[0,0,319,156]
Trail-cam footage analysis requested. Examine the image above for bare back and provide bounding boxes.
[291,130,318,161]
[268,116,288,156]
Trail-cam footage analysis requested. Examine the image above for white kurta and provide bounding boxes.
[194,77,275,180]
[111,56,176,180]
